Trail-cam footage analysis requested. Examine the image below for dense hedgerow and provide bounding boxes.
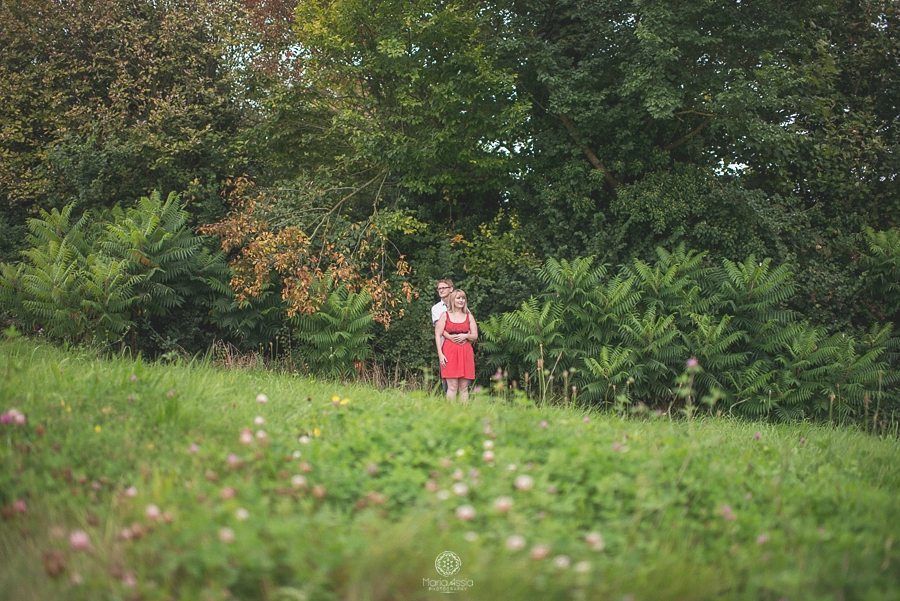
[481,246,898,424]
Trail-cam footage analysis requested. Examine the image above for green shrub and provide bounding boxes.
[482,246,898,423]
[0,192,230,350]
[292,284,374,378]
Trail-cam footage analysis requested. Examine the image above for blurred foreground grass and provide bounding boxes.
[1,339,898,600]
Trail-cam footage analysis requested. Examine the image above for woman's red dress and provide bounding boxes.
[441,315,476,380]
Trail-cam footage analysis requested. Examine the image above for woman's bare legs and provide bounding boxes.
[458,379,470,402]
[446,378,459,401]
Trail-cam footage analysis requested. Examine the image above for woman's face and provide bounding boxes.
[453,293,467,310]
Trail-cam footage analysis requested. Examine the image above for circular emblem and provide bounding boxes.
[434,551,462,577]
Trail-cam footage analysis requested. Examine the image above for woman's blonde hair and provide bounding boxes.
[446,289,469,313]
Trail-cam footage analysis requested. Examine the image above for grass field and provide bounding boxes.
[1,339,898,600]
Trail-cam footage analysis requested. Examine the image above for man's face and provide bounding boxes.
[436,283,453,300]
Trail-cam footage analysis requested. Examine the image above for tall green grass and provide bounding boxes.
[1,339,898,600]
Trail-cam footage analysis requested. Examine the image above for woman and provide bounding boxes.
[435,289,478,401]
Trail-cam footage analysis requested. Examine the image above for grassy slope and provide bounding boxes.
[0,339,898,601]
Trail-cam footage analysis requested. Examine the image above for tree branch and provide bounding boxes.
[664,119,711,152]
[558,114,620,188]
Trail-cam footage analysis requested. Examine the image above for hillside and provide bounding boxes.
[1,339,898,600]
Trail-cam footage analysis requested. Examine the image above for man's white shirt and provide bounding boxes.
[431,300,448,325]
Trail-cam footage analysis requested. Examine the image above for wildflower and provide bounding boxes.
[235,508,250,521]
[145,504,162,520]
[719,504,737,521]
[756,533,769,545]
[506,534,526,551]
[129,373,138,383]
[547,484,558,495]
[538,420,548,430]
[292,450,303,459]
[436,490,450,501]
[686,357,699,369]
[464,531,478,542]
[188,443,200,454]
[312,428,321,438]
[754,431,762,440]
[425,480,439,492]
[220,487,237,500]
[482,450,495,463]
[514,475,534,491]
[291,475,308,490]
[529,544,550,560]
[0,409,23,425]
[582,415,590,423]
[219,527,235,543]
[365,463,379,476]
[331,394,341,405]
[94,425,102,433]
[125,486,138,498]
[574,560,592,573]
[483,440,494,450]
[452,469,464,481]
[226,453,241,468]
[452,482,469,497]
[239,429,253,445]
[455,505,476,521]
[298,435,311,445]
[340,398,350,405]
[312,485,327,498]
[256,393,269,404]
[455,448,465,457]
[255,430,268,442]
[493,496,513,513]
[13,499,27,514]
[585,532,605,551]
[553,555,571,569]
[69,530,92,551]
[254,416,265,426]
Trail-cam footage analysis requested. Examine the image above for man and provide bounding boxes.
[432,279,454,326]
[432,279,454,392]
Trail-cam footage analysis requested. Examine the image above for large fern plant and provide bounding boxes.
[482,245,898,423]
[291,284,374,379]
[0,192,230,350]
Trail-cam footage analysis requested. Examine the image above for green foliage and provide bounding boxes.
[0,192,230,350]
[2,340,899,599]
[292,285,374,379]
[0,0,252,222]
[483,246,898,423]
[859,227,900,324]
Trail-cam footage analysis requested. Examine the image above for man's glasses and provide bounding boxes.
[437,286,450,291]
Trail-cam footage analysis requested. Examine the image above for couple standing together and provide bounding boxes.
[431,279,478,401]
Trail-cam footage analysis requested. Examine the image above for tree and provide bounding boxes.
[0,0,252,226]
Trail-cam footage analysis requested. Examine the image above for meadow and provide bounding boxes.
[1,338,898,601]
